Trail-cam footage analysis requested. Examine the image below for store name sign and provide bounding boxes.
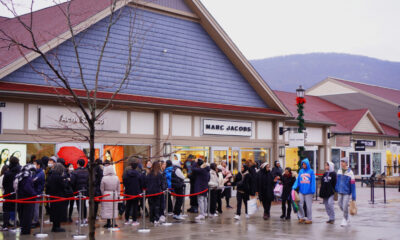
[356,140,376,147]
[203,119,252,137]
[289,133,305,147]
[39,106,120,131]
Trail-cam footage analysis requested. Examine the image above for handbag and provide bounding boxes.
[273,183,283,197]
[247,198,258,215]
[349,201,357,215]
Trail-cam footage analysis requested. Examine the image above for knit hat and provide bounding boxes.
[50,156,57,162]
[340,157,349,165]
[327,161,335,172]
[260,162,268,169]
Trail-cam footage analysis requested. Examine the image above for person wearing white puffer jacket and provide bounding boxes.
[171,159,185,220]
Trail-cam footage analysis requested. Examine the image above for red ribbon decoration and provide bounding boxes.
[296,97,306,105]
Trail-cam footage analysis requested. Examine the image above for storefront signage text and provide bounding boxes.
[203,119,252,137]
[356,140,376,147]
[355,143,366,151]
[288,133,305,147]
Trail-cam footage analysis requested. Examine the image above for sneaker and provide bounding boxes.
[1,227,8,231]
[44,220,50,224]
[305,220,312,224]
[340,218,348,227]
[173,215,184,220]
[246,214,250,219]
[167,212,174,216]
[195,215,205,220]
[280,214,285,219]
[213,213,218,217]
[125,220,132,225]
[154,221,160,225]
[226,206,233,209]
[326,220,335,224]
[285,216,291,220]
[298,219,305,223]
[234,215,240,220]
[131,221,140,226]
[159,215,166,222]
[51,228,66,232]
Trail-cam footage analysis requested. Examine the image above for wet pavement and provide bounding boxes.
[1,183,399,240]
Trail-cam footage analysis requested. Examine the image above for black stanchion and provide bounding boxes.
[35,194,48,238]
[10,192,20,233]
[138,191,150,233]
[207,189,211,218]
[383,179,387,204]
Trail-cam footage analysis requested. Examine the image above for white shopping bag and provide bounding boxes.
[247,198,258,215]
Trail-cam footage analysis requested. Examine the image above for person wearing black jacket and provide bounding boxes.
[233,164,251,220]
[192,159,210,220]
[246,160,257,197]
[281,167,296,220]
[71,159,89,224]
[171,159,185,220]
[145,161,163,224]
[185,155,198,213]
[319,162,337,224]
[93,159,103,220]
[46,163,71,232]
[2,156,20,230]
[15,164,37,235]
[123,159,143,225]
[271,161,283,181]
[256,163,275,220]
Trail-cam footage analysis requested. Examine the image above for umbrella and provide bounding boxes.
[57,146,88,169]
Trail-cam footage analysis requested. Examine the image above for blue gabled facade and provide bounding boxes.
[2,6,269,109]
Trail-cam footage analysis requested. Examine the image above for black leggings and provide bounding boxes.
[236,192,248,216]
[262,199,272,216]
[173,187,184,215]
[125,199,139,222]
[210,189,218,214]
[148,196,161,222]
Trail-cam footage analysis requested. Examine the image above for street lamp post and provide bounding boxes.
[296,85,306,168]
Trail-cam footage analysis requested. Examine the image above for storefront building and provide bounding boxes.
[0,0,291,179]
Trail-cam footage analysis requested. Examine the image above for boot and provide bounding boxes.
[280,214,285,219]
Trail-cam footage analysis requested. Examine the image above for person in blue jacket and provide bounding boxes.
[335,157,356,227]
[164,160,174,215]
[292,158,315,224]
[32,159,45,228]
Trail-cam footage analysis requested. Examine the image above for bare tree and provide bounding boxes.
[0,0,150,238]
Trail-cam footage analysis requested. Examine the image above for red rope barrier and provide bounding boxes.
[170,188,208,197]
[0,193,14,198]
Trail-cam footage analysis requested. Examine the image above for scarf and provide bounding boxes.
[14,164,36,191]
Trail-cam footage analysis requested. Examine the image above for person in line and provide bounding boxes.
[281,167,296,220]
[123,158,143,226]
[163,160,174,216]
[192,158,210,220]
[216,165,224,214]
[71,159,89,225]
[32,159,45,228]
[208,163,220,217]
[233,164,251,220]
[46,163,71,232]
[292,158,315,224]
[185,155,198,213]
[336,157,356,227]
[15,164,37,235]
[220,161,233,209]
[100,164,120,228]
[145,161,164,224]
[319,162,337,224]
[171,158,185,220]
[93,159,103,220]
[67,163,75,222]
[2,156,21,231]
[256,163,274,220]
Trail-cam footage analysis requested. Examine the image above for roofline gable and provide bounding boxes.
[352,109,385,134]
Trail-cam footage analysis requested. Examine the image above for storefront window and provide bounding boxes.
[331,149,341,171]
[349,152,359,175]
[240,148,270,167]
[372,153,382,174]
[173,146,210,176]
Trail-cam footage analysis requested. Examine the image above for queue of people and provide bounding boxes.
[0,154,357,235]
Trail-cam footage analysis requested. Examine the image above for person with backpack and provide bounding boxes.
[256,163,274,220]
[2,156,20,231]
[163,160,174,216]
[71,159,89,225]
[171,159,185,220]
[123,158,143,226]
[145,161,164,224]
[281,167,296,220]
[233,164,251,220]
[292,158,315,224]
[336,157,356,227]
[320,161,337,224]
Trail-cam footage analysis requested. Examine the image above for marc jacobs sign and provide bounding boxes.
[39,106,120,131]
[202,119,252,137]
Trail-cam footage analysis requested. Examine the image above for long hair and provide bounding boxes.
[150,161,161,176]
[52,163,65,175]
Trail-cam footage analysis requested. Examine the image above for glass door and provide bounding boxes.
[231,148,241,175]
[361,153,372,176]
[211,147,229,166]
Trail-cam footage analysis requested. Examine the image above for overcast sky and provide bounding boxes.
[1,0,400,62]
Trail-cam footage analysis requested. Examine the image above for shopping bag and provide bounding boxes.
[349,201,357,215]
[274,183,283,197]
[247,198,258,215]
[290,194,299,213]
[291,190,300,202]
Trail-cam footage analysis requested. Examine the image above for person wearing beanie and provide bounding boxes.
[292,158,315,224]
[319,162,337,224]
[192,158,210,220]
[336,157,356,227]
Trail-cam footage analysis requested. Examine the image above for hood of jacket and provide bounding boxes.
[301,158,311,170]
[172,160,181,167]
[103,165,116,176]
[327,161,335,172]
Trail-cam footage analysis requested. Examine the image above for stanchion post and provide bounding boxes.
[383,179,386,204]
[181,185,187,217]
[138,190,150,233]
[163,190,172,226]
[10,192,20,233]
[110,191,120,231]
[35,194,48,238]
[73,191,86,239]
[207,189,211,218]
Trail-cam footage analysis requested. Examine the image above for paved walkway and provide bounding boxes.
[1,183,399,240]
